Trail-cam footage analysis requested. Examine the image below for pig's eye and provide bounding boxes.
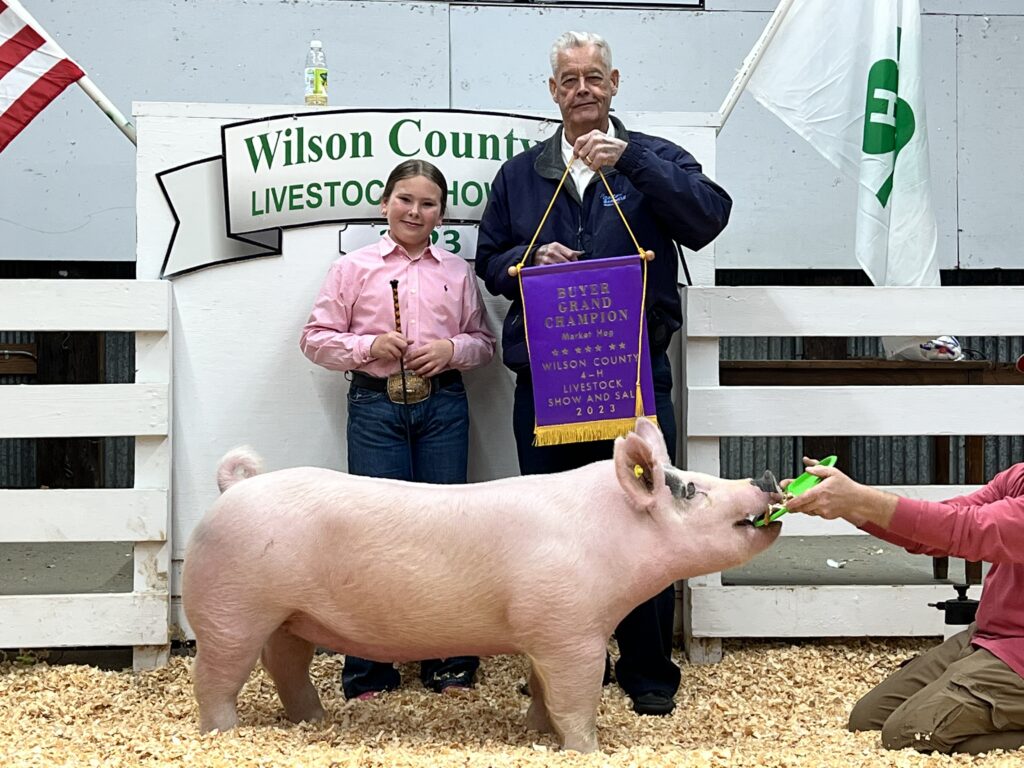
[684,482,697,499]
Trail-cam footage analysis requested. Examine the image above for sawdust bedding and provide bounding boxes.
[2,638,1021,767]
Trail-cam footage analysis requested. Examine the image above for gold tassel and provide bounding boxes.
[634,383,644,418]
[533,416,659,447]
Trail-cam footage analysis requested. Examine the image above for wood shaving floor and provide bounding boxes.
[2,639,1021,767]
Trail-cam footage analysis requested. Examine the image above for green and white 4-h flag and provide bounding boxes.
[747,0,939,292]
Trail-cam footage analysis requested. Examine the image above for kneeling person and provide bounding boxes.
[786,461,1024,754]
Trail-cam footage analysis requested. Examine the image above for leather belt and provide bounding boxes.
[351,369,462,404]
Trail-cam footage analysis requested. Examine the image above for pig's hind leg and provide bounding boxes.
[191,613,285,732]
[524,663,554,734]
[527,644,605,753]
[260,627,325,724]
[193,637,264,732]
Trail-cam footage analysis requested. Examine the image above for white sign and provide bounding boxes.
[157,109,557,278]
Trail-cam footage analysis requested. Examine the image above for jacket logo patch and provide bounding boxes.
[601,193,627,207]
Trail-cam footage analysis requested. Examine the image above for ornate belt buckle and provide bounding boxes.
[387,372,430,404]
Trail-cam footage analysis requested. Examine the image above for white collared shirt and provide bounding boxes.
[561,121,616,199]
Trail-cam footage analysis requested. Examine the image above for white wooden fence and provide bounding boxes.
[683,285,1024,662]
[3,279,1021,667]
[0,280,172,670]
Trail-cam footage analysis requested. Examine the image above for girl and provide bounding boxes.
[300,159,495,699]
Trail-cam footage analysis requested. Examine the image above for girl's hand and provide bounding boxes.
[370,331,409,361]
[406,339,455,377]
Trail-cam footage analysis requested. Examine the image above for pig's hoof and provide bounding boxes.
[287,704,326,723]
[560,734,599,753]
[525,703,553,734]
[631,691,675,716]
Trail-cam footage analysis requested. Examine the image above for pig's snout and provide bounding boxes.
[750,470,781,495]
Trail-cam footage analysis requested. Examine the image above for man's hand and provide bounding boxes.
[534,242,583,265]
[370,331,409,361]
[574,129,628,170]
[783,460,896,528]
[406,339,455,377]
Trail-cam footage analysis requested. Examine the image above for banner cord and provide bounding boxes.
[512,159,652,436]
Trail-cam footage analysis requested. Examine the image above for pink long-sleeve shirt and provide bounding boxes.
[300,235,495,378]
[861,464,1024,678]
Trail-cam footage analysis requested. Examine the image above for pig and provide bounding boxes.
[182,417,781,752]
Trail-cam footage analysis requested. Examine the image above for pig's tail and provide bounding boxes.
[216,446,264,492]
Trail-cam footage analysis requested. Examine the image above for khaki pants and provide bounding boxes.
[849,625,1024,754]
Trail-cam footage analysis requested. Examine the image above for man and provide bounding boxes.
[787,461,1024,754]
[474,31,732,716]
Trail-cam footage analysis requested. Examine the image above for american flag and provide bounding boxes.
[0,0,84,153]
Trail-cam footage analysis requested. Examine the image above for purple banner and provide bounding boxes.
[521,255,656,445]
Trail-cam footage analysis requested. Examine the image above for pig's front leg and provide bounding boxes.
[260,627,325,724]
[528,644,606,753]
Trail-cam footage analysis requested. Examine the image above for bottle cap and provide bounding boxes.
[310,40,322,48]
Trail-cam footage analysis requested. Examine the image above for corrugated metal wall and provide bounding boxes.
[0,331,134,488]
[104,332,135,489]
[0,330,36,487]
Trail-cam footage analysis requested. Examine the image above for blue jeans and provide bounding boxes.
[512,352,681,700]
[347,380,470,483]
[342,379,480,697]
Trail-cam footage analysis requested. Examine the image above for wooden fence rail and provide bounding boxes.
[0,280,172,670]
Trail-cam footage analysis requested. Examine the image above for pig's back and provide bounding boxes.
[187,461,625,594]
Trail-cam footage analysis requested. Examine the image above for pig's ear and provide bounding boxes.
[614,430,667,510]
[633,417,671,465]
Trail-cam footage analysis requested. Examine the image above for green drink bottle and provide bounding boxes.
[304,40,328,107]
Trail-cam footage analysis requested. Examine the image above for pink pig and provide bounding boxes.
[182,418,781,752]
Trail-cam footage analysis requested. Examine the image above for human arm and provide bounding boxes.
[612,134,732,251]
[876,466,1024,565]
[299,261,399,372]
[785,463,952,556]
[783,464,898,529]
[475,166,532,300]
[788,463,1024,564]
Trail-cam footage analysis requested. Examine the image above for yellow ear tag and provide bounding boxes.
[633,464,644,478]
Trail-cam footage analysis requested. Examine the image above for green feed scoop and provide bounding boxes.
[753,455,838,527]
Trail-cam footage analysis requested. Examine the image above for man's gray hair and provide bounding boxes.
[550,31,613,74]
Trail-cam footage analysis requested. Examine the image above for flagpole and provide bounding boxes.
[7,0,136,147]
[716,0,799,132]
[76,76,137,146]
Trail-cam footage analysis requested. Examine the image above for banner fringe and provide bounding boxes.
[533,416,659,447]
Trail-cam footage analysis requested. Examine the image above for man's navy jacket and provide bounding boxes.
[475,115,733,373]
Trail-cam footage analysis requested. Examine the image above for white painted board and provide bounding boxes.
[0,489,167,543]
[0,593,168,647]
[689,584,976,637]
